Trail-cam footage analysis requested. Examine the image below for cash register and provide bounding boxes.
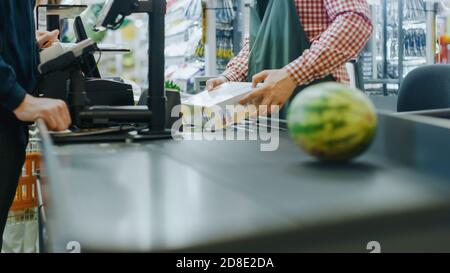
[39,16,135,108]
[38,0,176,143]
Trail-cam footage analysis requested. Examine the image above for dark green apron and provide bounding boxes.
[248,0,335,118]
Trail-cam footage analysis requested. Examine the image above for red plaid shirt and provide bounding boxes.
[223,0,373,86]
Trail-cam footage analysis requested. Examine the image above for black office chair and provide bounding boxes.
[398,65,450,112]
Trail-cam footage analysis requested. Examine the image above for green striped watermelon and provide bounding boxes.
[287,82,378,162]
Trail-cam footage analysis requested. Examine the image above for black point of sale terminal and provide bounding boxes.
[39,0,172,142]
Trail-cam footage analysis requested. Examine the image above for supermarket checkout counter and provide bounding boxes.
[36,107,450,253]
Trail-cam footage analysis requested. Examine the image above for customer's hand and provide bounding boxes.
[36,30,60,49]
[14,95,71,131]
[206,76,228,91]
[239,69,297,115]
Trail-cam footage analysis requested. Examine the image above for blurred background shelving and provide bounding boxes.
[361,0,444,95]
[39,0,450,97]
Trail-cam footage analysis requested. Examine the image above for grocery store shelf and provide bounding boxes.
[364,79,401,84]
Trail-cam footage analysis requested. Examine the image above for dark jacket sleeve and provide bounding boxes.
[0,56,27,112]
[0,0,28,112]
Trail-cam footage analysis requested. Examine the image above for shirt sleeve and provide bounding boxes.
[222,38,250,82]
[284,0,373,86]
[0,56,27,112]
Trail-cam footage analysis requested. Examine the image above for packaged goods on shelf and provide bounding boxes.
[165,0,204,90]
[215,0,237,73]
[165,61,205,93]
[361,0,435,94]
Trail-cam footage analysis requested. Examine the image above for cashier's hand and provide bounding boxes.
[239,69,297,115]
[14,95,71,131]
[36,30,60,49]
[206,76,229,91]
